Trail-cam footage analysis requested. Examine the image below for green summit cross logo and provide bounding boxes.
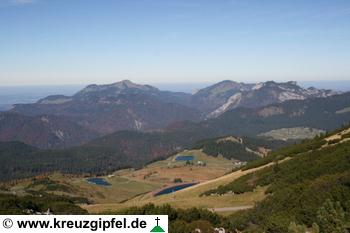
[150,217,165,232]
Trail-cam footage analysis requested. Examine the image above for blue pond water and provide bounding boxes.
[87,178,111,186]
[154,183,197,196]
[175,155,194,161]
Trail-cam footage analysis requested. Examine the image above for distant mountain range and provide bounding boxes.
[11,80,200,134]
[2,79,340,149]
[195,80,337,118]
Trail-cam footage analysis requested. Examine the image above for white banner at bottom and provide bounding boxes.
[0,215,168,233]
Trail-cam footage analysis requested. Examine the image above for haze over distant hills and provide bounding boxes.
[0,85,84,111]
[1,80,349,111]
[0,79,346,150]
[11,80,339,120]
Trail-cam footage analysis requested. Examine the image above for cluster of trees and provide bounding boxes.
[194,140,258,161]
[0,193,87,214]
[27,177,73,193]
[286,199,348,233]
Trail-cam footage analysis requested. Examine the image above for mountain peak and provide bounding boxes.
[113,79,139,88]
[195,80,247,96]
[76,80,158,96]
[197,80,338,118]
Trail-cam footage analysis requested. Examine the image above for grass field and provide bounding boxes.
[8,149,237,206]
[118,150,234,185]
[5,149,291,215]
[82,159,281,213]
[68,176,160,203]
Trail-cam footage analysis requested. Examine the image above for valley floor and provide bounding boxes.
[82,158,287,214]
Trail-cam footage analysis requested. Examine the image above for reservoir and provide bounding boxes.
[175,155,194,161]
[87,178,111,186]
[154,182,198,196]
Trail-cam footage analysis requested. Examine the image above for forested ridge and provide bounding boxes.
[0,132,285,181]
[201,127,350,232]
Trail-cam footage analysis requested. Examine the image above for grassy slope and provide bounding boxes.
[6,149,236,207]
[82,158,285,213]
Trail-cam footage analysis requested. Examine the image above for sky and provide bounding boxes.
[0,0,350,85]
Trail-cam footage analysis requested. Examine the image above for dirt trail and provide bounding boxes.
[209,206,253,212]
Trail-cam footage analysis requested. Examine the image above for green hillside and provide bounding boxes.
[202,127,350,232]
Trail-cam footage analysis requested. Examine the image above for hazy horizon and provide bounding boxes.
[1,79,350,91]
[1,79,350,111]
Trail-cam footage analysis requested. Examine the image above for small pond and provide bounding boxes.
[87,178,111,186]
[154,182,197,196]
[175,155,194,161]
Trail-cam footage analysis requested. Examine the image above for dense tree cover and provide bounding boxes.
[193,136,288,152]
[0,131,287,181]
[193,139,258,161]
[203,137,350,232]
[0,131,188,181]
[316,199,348,233]
[0,193,87,214]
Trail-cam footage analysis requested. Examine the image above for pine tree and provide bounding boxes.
[316,199,347,233]
[288,221,307,233]
[312,223,320,233]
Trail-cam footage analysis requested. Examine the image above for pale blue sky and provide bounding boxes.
[0,0,350,85]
